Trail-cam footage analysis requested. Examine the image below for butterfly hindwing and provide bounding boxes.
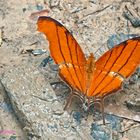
[87,37,140,97]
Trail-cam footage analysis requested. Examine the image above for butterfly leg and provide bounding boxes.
[87,98,91,111]
[64,92,74,110]
[64,91,83,110]
[100,98,105,125]
[91,97,106,125]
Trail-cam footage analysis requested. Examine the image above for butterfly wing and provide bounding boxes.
[87,37,140,97]
[37,17,87,92]
[37,17,140,98]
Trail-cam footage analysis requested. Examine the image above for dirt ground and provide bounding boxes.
[0,0,140,140]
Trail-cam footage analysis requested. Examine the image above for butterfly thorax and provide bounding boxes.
[85,53,96,91]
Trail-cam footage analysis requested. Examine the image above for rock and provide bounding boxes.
[107,33,139,49]
[90,114,122,140]
[1,65,81,139]
[123,126,140,140]
[123,5,140,28]
[0,81,27,139]
[1,0,140,139]
[125,98,140,112]
[52,100,64,114]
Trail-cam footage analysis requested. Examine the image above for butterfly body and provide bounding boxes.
[37,16,140,124]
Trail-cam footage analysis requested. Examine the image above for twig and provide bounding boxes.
[77,5,111,23]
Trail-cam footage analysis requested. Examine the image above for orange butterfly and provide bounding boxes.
[37,16,140,124]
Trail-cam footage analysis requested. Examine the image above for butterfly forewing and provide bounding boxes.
[37,17,87,93]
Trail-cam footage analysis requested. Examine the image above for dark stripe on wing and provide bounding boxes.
[91,42,127,95]
[65,32,83,91]
[94,40,139,96]
[56,25,78,89]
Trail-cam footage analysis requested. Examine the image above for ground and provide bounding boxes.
[0,0,140,140]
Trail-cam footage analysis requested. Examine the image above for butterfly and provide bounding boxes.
[37,16,140,124]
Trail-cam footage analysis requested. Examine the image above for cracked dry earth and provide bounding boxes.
[0,0,140,140]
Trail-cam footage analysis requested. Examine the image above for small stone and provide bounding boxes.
[52,101,64,114]
[91,123,111,140]
[32,49,47,55]
[125,98,140,112]
[123,8,140,28]
[72,111,82,124]
[9,135,17,140]
[123,126,140,140]
[49,0,60,8]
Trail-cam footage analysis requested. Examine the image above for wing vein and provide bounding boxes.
[91,43,127,95]
[56,25,78,89]
[65,32,83,91]
[93,40,138,96]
